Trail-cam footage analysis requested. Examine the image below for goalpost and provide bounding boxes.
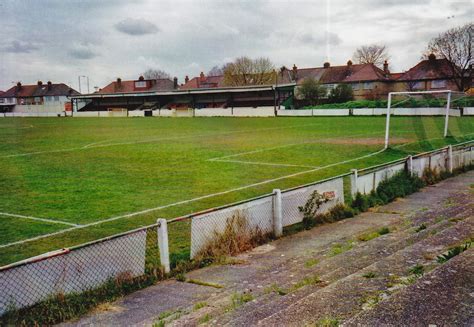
[384,90,465,149]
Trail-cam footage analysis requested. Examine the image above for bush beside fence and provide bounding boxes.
[0,141,473,318]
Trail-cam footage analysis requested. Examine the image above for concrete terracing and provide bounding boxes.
[63,171,474,327]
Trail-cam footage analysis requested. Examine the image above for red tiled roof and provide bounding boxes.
[0,83,79,98]
[282,63,391,85]
[97,78,175,94]
[398,58,454,81]
[180,75,225,90]
[390,72,403,80]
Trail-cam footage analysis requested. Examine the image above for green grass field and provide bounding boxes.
[0,116,472,265]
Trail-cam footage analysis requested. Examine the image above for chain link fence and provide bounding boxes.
[0,141,473,316]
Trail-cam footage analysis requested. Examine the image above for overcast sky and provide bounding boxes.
[0,0,472,92]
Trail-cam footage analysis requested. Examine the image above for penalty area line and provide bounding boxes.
[0,148,386,250]
[0,212,82,227]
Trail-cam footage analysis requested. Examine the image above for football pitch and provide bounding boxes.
[0,116,473,265]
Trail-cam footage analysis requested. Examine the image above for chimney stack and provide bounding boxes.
[173,77,178,89]
[138,75,145,81]
[323,62,330,68]
[37,81,43,86]
[292,64,298,81]
[116,78,122,92]
[347,60,353,66]
[47,81,52,90]
[200,72,205,81]
[16,82,22,91]
[428,53,436,61]
[383,60,389,73]
[185,75,189,84]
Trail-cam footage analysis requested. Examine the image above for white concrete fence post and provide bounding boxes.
[157,218,171,274]
[447,145,453,173]
[350,169,358,197]
[407,155,413,176]
[273,189,283,238]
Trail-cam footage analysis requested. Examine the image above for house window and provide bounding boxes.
[0,99,4,103]
[431,80,446,89]
[363,82,373,90]
[351,83,360,90]
[135,81,147,88]
[412,81,424,90]
[54,96,60,102]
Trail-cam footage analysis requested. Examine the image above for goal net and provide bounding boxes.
[106,108,128,117]
[384,90,469,150]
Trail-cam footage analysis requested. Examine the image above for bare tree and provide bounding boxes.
[207,65,227,76]
[142,69,171,80]
[223,57,276,86]
[427,23,473,91]
[353,44,390,68]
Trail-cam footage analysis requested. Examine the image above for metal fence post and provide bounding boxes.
[350,169,358,197]
[157,218,170,274]
[273,189,283,238]
[447,145,453,173]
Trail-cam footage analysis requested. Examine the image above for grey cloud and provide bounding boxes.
[4,40,38,53]
[299,32,342,46]
[115,18,159,35]
[68,44,97,60]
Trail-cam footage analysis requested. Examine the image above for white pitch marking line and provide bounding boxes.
[213,159,318,169]
[0,212,81,227]
[0,122,323,158]
[0,148,386,249]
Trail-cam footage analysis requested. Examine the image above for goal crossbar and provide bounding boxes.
[384,90,462,149]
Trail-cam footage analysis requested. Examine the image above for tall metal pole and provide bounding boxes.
[78,76,81,93]
[444,91,451,137]
[384,93,392,149]
[86,76,90,94]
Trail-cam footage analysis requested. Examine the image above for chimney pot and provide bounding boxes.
[383,60,389,73]
[428,53,436,61]
[347,60,353,66]
[16,82,22,90]
[139,75,145,81]
[47,81,52,90]
[323,62,330,68]
[37,81,43,86]
[185,75,189,84]
[200,72,205,81]
[292,64,298,80]
[173,77,178,89]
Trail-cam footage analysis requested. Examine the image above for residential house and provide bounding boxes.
[392,54,461,92]
[0,81,80,113]
[180,73,224,90]
[281,61,393,101]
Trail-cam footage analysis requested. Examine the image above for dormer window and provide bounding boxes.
[135,81,147,88]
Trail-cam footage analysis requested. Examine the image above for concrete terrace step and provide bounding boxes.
[256,217,474,326]
[343,248,474,327]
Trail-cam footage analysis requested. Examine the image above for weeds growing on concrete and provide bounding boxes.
[437,241,472,263]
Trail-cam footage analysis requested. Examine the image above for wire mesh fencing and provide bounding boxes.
[0,227,152,315]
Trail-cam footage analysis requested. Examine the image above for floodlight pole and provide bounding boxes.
[384,93,392,149]
[444,91,451,137]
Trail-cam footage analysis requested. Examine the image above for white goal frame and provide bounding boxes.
[384,90,461,149]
